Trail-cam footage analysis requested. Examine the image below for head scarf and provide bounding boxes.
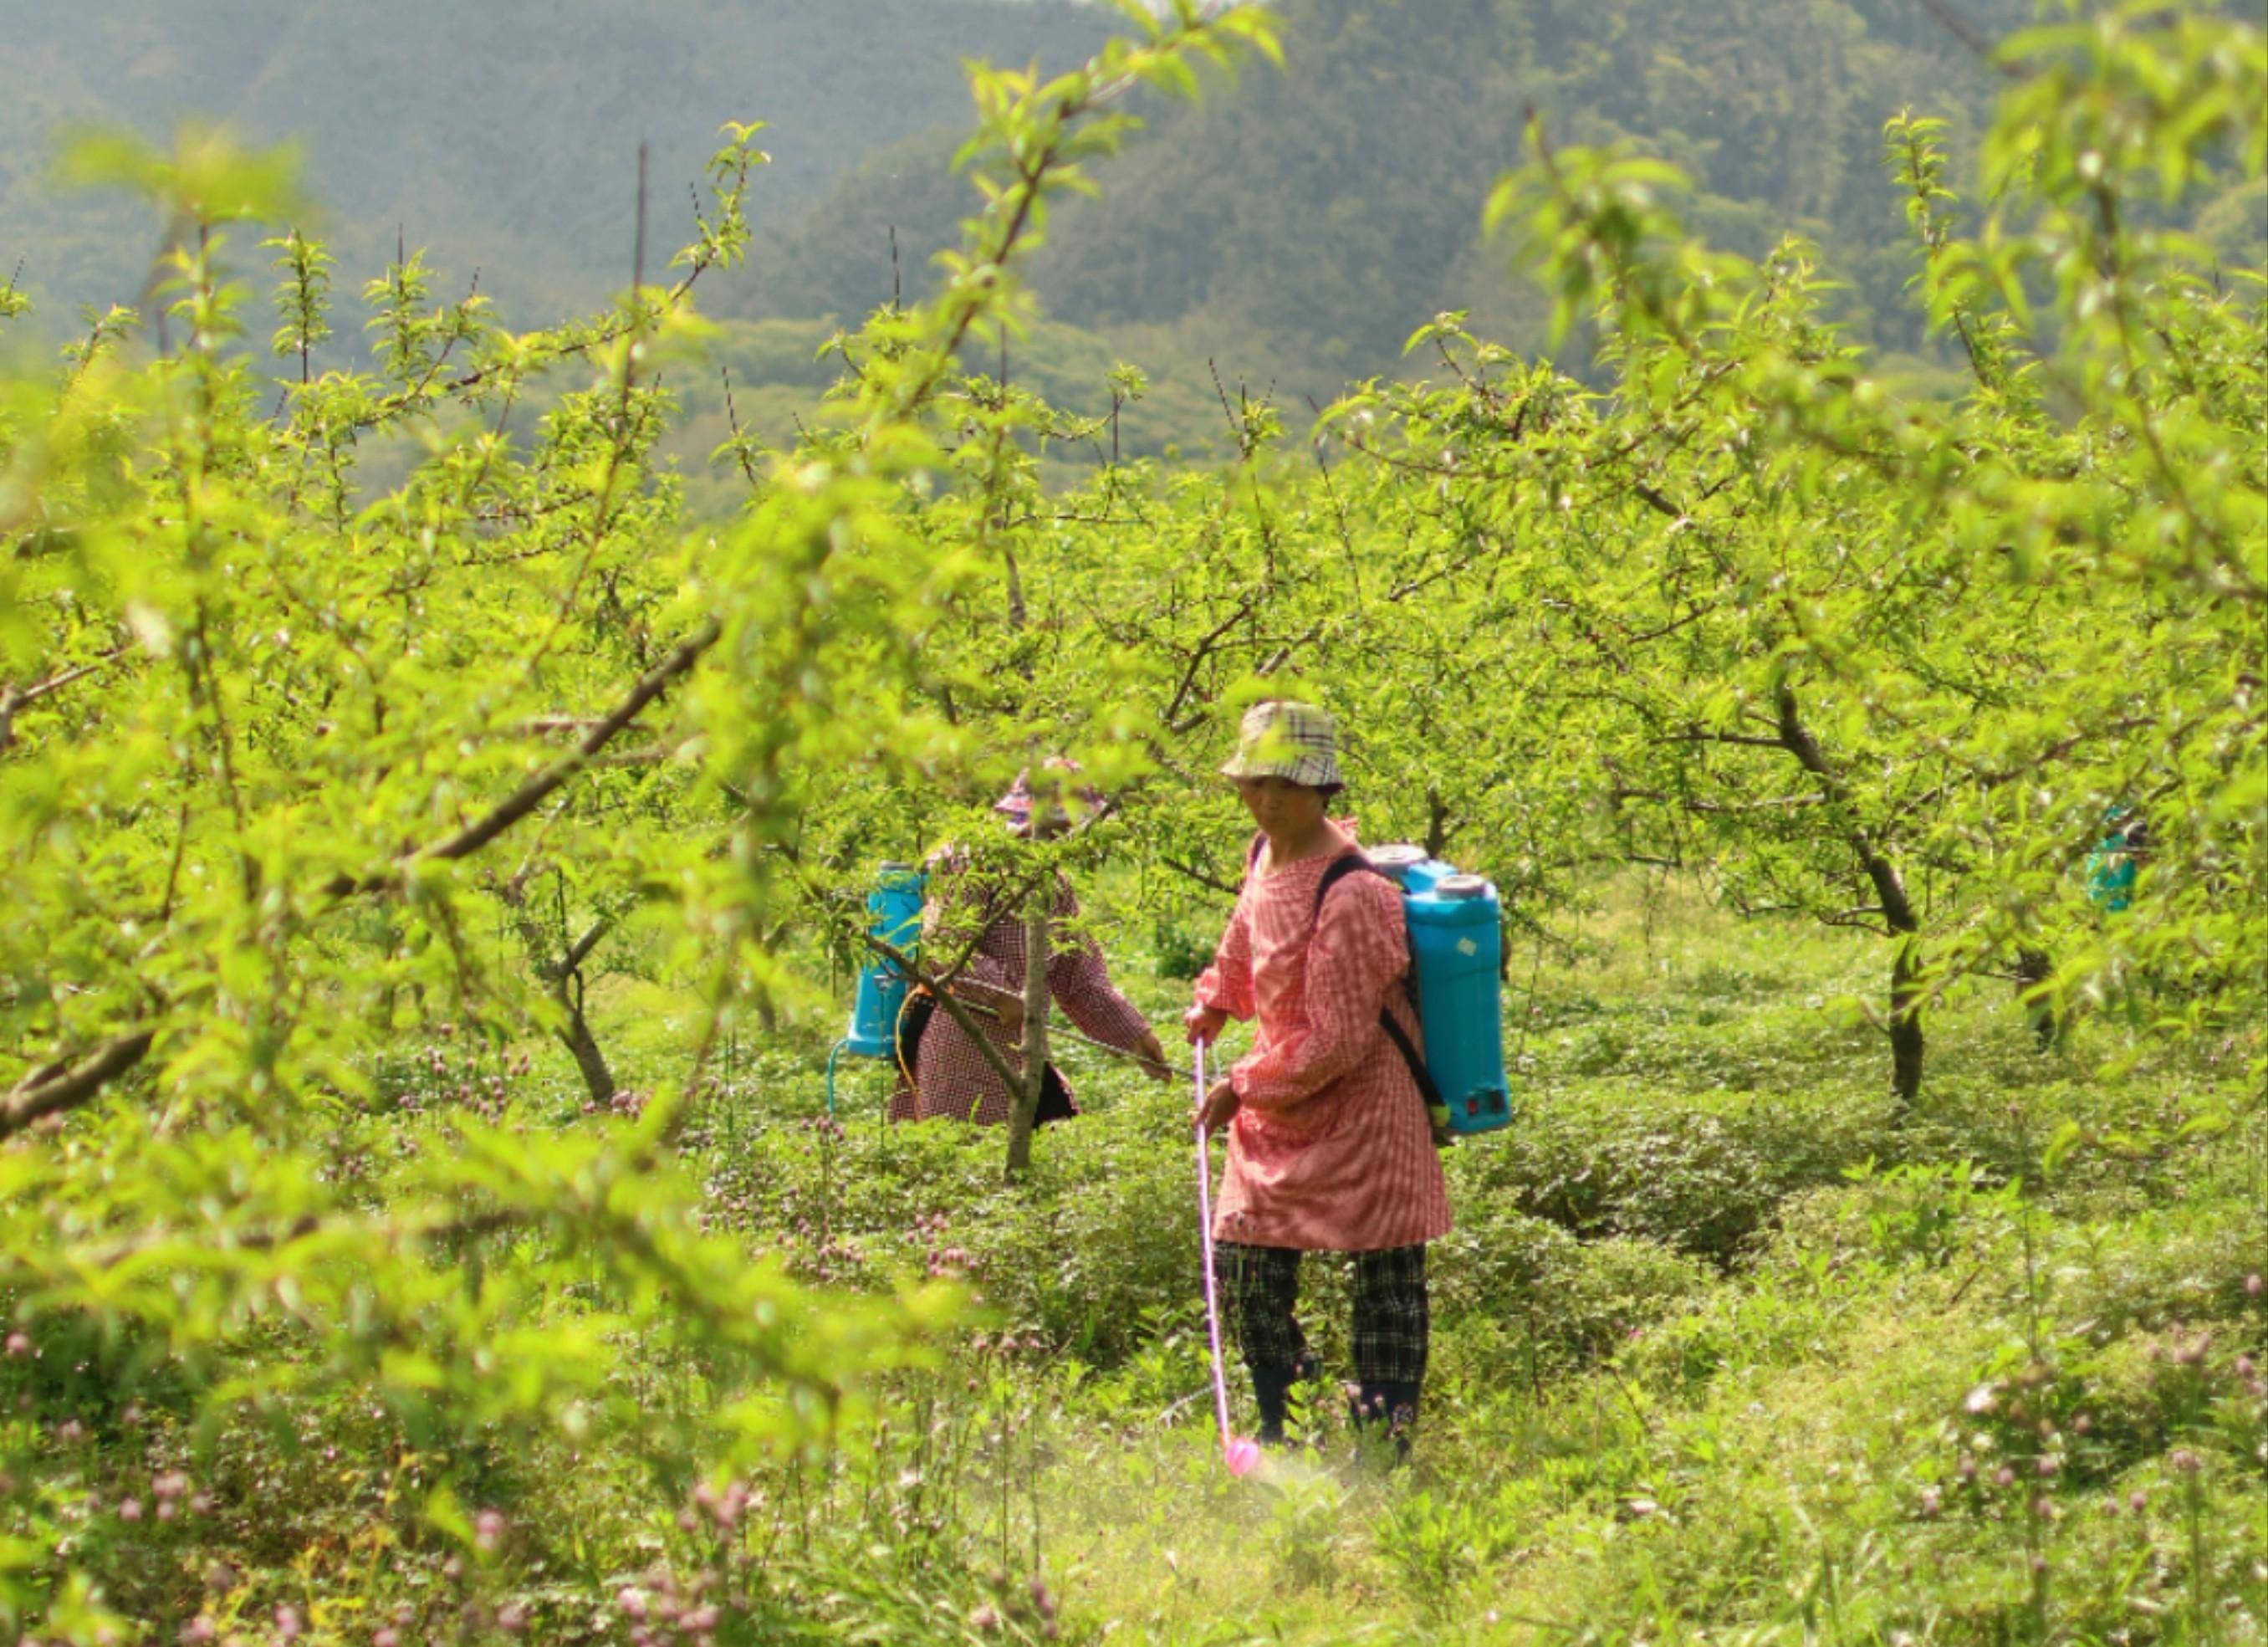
[994,757,1104,831]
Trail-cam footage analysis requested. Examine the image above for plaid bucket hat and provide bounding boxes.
[1219,700,1341,789]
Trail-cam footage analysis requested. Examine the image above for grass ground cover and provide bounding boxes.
[17,876,2257,1643]
[772,879,2265,1643]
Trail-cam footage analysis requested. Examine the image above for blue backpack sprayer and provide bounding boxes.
[827,857,1142,1114]
[826,863,924,1112]
[1361,842,1514,1137]
[2085,806,2148,913]
[1233,835,1514,1138]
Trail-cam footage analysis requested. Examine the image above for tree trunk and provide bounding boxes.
[749,918,787,1036]
[2014,947,2059,1048]
[375,916,403,1036]
[1889,935,1926,1108]
[498,880,619,1108]
[559,985,618,1105]
[1004,880,1050,1180]
[1774,683,1928,1109]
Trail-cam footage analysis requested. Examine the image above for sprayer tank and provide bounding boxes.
[842,863,924,1057]
[1369,846,1511,1135]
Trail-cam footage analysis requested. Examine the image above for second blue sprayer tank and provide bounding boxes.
[843,863,925,1057]
[1368,846,1511,1136]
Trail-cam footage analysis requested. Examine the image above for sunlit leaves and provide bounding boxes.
[55,121,308,230]
[263,229,333,373]
[1398,3,2265,1091]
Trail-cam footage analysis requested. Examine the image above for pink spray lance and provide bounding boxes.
[1193,1041,1261,1478]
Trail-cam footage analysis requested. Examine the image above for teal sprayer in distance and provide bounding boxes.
[827,863,924,1111]
[1369,846,1511,1136]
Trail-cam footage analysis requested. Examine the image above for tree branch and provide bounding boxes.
[1775,681,1920,938]
[9,1205,520,1281]
[1158,854,1243,898]
[4,622,718,1136]
[1914,0,2020,78]
[0,650,124,755]
[1656,729,1788,749]
[560,915,614,979]
[861,931,1029,1098]
[325,617,719,898]
[1,1030,158,1142]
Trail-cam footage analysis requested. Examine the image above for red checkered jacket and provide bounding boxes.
[1195,831,1453,1251]
[889,852,1152,1126]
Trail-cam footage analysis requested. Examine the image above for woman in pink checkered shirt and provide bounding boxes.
[1185,702,1452,1455]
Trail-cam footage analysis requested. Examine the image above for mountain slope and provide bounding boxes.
[0,0,1105,327]
[733,0,2144,407]
[7,0,2256,458]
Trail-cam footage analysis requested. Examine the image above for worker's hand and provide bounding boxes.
[1183,1004,1228,1047]
[1132,1028,1172,1082]
[973,988,1024,1040]
[1196,1075,1240,1135]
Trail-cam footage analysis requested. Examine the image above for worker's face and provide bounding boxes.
[1236,775,1326,838]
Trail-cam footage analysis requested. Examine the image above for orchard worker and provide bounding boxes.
[1185,701,1451,1455]
[891,761,1171,1126]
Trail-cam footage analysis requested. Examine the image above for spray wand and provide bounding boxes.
[1193,1039,1261,1478]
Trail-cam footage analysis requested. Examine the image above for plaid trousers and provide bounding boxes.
[1217,1240,1430,1386]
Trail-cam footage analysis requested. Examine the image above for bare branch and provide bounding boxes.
[560,916,614,978]
[9,1206,520,1281]
[0,650,125,754]
[861,930,1027,1097]
[1,1030,158,1142]
[326,617,719,898]
[1158,854,1243,898]
[1655,729,1788,750]
[1914,0,2020,78]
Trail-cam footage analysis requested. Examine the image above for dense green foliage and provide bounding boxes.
[0,0,2262,1640]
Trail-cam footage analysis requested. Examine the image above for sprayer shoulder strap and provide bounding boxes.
[1306,854,1445,1114]
[1309,851,1377,920]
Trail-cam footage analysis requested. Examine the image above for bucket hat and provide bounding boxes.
[1219,700,1341,789]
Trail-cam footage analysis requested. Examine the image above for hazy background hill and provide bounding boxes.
[6,0,2260,469]
[729,0,2083,408]
[0,0,1106,325]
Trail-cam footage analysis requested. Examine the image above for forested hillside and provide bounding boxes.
[697,0,2249,458]
[0,0,1104,327]
[738,0,2265,409]
[12,0,2260,454]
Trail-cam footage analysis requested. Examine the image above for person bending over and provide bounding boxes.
[892,765,1169,1125]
